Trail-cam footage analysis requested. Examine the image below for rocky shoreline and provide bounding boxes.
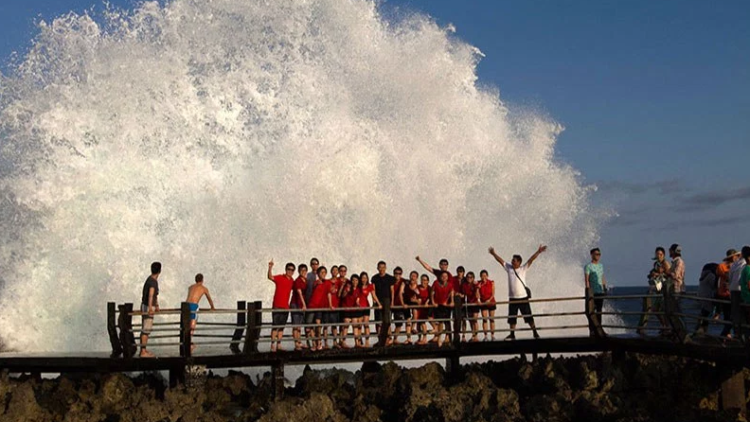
[0,353,745,422]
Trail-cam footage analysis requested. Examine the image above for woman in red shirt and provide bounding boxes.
[416,274,432,345]
[463,272,481,342]
[308,266,331,350]
[359,272,379,347]
[402,271,421,345]
[340,274,362,348]
[478,269,496,342]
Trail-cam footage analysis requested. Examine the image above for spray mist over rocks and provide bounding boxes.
[0,0,601,352]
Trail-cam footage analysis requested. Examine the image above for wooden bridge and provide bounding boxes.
[0,288,748,411]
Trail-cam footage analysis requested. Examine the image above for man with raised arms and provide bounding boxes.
[139,261,162,358]
[185,273,216,353]
[488,245,546,340]
[267,260,295,352]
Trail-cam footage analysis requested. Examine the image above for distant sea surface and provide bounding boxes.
[607,285,722,336]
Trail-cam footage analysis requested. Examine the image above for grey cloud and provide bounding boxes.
[596,179,687,196]
[646,214,746,232]
[674,186,750,212]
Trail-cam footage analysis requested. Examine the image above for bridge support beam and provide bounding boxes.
[271,362,285,400]
[719,366,746,416]
[445,354,460,380]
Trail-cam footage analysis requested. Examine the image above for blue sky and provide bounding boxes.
[1,0,749,286]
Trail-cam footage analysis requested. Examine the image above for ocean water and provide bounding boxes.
[0,0,604,353]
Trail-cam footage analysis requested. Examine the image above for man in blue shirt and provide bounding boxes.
[584,248,607,328]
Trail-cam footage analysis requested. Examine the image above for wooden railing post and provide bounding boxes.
[107,302,123,357]
[230,301,246,355]
[254,301,263,352]
[244,302,258,354]
[118,303,136,358]
[585,288,605,338]
[453,296,464,345]
[180,302,192,358]
[378,299,392,347]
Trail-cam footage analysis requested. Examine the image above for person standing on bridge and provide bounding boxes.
[290,263,309,351]
[185,273,216,353]
[488,245,545,340]
[737,246,750,339]
[717,250,739,338]
[267,260,295,352]
[584,248,607,329]
[139,261,161,358]
[371,261,396,346]
[729,248,748,340]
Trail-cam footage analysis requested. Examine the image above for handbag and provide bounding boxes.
[513,268,532,299]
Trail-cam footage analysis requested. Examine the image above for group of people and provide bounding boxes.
[694,246,750,339]
[133,242,750,357]
[264,245,548,352]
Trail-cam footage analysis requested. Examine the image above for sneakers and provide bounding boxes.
[504,334,516,341]
[533,331,540,339]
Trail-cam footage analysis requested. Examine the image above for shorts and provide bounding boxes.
[305,311,320,326]
[481,304,497,312]
[465,305,480,318]
[343,310,365,320]
[508,298,534,325]
[392,309,408,325]
[324,311,340,325]
[272,311,289,327]
[434,306,452,321]
[140,304,154,336]
[289,303,304,325]
[188,302,199,321]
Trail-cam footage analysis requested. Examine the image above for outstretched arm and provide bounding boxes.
[526,245,547,268]
[415,256,436,275]
[205,289,216,310]
[267,260,274,281]
[488,247,506,267]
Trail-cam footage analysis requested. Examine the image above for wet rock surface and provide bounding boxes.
[0,353,746,421]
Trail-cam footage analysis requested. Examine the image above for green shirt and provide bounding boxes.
[740,266,750,304]
[585,263,605,294]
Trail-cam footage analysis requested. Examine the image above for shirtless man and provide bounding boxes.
[185,273,216,352]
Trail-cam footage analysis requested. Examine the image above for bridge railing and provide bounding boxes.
[108,287,747,357]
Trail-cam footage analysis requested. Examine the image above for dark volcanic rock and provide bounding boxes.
[0,354,745,422]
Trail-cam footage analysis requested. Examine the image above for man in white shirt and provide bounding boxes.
[729,249,748,337]
[488,245,547,340]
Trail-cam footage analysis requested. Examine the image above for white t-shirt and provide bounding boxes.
[729,259,747,292]
[504,262,530,299]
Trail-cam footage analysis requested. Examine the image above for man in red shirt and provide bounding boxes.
[290,263,309,350]
[431,271,454,347]
[308,266,332,350]
[267,260,295,352]
[416,256,458,290]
